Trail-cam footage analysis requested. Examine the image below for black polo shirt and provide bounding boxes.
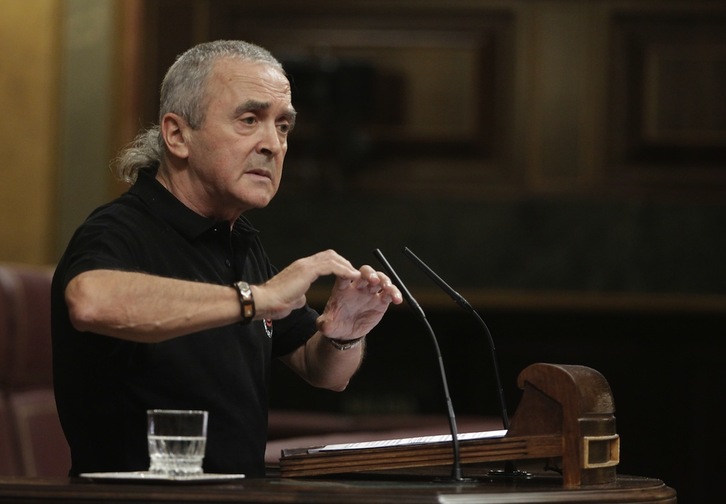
[51,167,318,477]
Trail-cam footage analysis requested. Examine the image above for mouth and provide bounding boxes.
[245,168,273,181]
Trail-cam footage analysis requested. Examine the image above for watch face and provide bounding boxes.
[234,281,255,322]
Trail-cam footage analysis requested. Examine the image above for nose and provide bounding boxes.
[256,122,283,158]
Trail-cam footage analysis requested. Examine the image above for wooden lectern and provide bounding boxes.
[279,363,621,487]
[0,362,676,504]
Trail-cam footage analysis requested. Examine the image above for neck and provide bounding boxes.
[155,165,241,226]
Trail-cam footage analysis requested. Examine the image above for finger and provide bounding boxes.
[358,264,378,279]
[334,274,356,291]
[378,277,403,303]
[354,266,381,290]
[374,271,394,288]
[319,250,359,276]
[293,294,307,310]
[355,276,376,291]
[377,292,394,305]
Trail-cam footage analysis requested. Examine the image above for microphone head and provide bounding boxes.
[403,247,472,312]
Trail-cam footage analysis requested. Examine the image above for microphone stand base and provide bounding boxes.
[486,469,534,481]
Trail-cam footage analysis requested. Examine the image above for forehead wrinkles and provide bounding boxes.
[210,60,291,108]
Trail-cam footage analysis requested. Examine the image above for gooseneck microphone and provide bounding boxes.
[373,249,464,482]
[403,247,510,430]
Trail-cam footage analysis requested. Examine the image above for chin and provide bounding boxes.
[242,193,276,210]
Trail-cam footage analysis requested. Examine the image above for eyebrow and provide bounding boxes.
[234,100,297,125]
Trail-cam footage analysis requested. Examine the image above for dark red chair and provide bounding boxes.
[0,395,20,476]
[0,264,70,477]
[8,389,69,477]
[2,265,53,389]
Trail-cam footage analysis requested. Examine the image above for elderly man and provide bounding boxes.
[51,40,401,478]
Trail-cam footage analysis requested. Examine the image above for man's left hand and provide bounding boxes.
[316,265,402,341]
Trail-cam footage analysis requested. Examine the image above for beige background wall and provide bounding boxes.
[0,0,116,266]
[0,0,62,265]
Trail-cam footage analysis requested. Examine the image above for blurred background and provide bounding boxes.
[1,0,725,501]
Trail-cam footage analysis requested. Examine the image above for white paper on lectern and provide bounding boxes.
[312,429,508,453]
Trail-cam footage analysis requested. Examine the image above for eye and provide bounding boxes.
[240,115,258,125]
[277,115,295,135]
[277,122,293,134]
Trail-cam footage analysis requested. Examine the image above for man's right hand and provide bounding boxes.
[250,250,361,320]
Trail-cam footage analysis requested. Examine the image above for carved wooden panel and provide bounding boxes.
[642,42,726,146]
[608,11,726,193]
[137,1,726,200]
[207,2,516,197]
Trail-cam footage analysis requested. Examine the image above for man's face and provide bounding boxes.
[182,58,296,220]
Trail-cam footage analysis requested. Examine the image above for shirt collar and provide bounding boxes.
[129,167,258,240]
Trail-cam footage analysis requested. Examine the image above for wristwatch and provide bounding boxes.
[232,281,255,324]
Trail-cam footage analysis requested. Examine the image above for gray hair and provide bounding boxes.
[114,40,284,183]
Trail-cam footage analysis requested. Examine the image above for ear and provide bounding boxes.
[160,113,191,159]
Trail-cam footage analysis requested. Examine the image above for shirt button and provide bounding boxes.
[225,259,232,268]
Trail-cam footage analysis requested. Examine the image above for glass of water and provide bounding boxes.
[147,409,208,476]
